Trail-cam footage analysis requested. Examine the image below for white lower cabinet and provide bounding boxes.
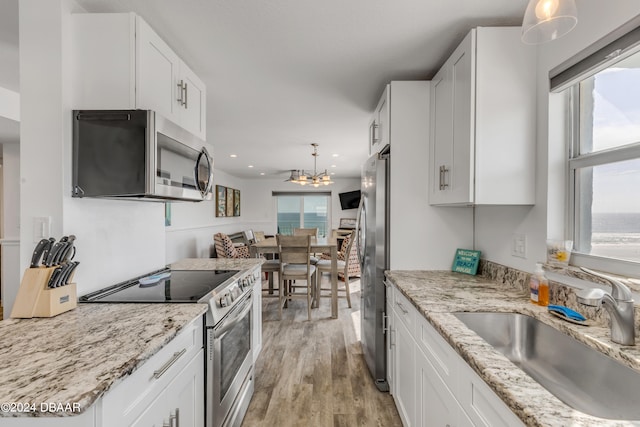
[102,317,205,426]
[387,283,524,427]
[394,316,416,426]
[131,348,204,427]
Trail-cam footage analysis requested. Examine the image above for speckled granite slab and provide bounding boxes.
[170,257,262,271]
[0,301,206,417]
[385,269,640,427]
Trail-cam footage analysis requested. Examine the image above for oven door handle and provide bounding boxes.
[214,298,252,338]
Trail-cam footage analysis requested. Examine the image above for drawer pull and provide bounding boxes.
[153,348,186,380]
[171,408,180,427]
[396,301,409,314]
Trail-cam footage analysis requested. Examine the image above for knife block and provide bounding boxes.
[10,267,78,318]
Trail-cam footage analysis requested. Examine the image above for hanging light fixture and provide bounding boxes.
[286,143,334,188]
[521,0,578,45]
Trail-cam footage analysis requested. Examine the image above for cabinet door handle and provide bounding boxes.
[177,80,185,105]
[440,165,449,190]
[183,83,188,109]
[439,165,444,190]
[152,348,186,379]
[170,408,180,427]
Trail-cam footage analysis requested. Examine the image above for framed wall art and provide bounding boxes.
[226,187,234,217]
[233,189,241,216]
[216,185,226,217]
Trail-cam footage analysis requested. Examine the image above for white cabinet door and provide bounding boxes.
[131,349,204,427]
[136,15,181,124]
[178,62,207,140]
[394,314,416,426]
[429,66,453,205]
[449,30,474,205]
[386,287,395,396]
[429,27,534,206]
[253,269,263,363]
[165,349,205,427]
[370,84,390,154]
[416,346,459,427]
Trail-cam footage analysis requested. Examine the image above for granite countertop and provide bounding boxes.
[0,303,207,417]
[0,258,261,418]
[170,257,263,271]
[385,270,640,427]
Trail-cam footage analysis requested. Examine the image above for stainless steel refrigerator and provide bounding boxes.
[356,147,389,392]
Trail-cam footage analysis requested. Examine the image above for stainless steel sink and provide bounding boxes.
[453,312,640,420]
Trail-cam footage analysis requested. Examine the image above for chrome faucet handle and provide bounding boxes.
[580,267,634,302]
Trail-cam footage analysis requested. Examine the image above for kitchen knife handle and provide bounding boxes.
[30,239,50,268]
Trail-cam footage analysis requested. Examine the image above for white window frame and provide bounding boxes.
[568,71,640,278]
[273,191,332,237]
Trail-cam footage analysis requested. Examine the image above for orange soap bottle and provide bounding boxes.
[530,263,549,306]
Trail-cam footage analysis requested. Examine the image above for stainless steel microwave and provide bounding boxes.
[72,110,213,202]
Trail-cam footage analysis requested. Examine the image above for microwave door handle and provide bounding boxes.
[195,148,213,196]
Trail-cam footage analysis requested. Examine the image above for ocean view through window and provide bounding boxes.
[276,194,330,236]
[569,47,640,272]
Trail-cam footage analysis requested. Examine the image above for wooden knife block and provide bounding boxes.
[10,267,78,318]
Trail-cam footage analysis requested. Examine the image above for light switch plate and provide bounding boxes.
[512,233,527,259]
[33,216,51,243]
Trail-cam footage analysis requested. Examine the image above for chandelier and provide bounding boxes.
[285,143,334,187]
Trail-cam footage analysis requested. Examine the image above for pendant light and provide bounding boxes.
[521,0,578,45]
[286,144,334,188]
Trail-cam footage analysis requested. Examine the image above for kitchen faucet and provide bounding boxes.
[577,267,636,346]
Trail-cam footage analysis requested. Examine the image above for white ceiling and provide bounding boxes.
[1,0,528,179]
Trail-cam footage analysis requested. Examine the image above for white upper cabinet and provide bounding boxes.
[369,84,390,155]
[72,13,207,140]
[429,27,536,206]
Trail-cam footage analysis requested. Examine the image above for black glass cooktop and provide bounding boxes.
[79,269,239,303]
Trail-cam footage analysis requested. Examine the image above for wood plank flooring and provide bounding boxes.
[242,276,402,427]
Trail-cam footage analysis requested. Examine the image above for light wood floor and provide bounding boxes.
[242,276,402,427]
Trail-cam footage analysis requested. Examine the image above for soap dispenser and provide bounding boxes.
[530,263,549,306]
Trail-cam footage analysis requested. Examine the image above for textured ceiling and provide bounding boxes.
[2,0,528,179]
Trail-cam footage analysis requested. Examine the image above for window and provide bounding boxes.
[274,193,331,237]
[569,49,640,274]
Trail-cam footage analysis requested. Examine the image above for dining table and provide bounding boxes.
[251,236,340,319]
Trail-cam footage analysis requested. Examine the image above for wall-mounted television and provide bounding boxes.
[339,190,361,210]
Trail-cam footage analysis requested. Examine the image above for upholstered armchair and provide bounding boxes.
[214,232,251,258]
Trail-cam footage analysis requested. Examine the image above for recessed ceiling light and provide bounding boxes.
[230,154,237,158]
[331,164,337,168]
[332,153,339,157]
[260,172,265,176]
[330,172,335,175]
[248,165,254,168]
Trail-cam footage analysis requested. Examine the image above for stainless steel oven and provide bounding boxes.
[79,267,259,427]
[207,291,254,427]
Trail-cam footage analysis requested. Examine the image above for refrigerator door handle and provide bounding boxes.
[382,312,389,334]
[355,197,366,267]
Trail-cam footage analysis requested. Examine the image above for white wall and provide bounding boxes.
[388,81,473,269]
[165,169,246,262]
[1,142,20,318]
[18,0,166,300]
[474,2,640,273]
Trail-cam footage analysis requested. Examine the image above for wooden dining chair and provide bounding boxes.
[277,234,316,320]
[293,227,319,264]
[316,230,357,308]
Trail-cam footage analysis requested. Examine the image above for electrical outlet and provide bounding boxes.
[512,233,527,259]
[33,216,51,243]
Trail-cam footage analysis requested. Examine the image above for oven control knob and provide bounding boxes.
[219,294,229,308]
